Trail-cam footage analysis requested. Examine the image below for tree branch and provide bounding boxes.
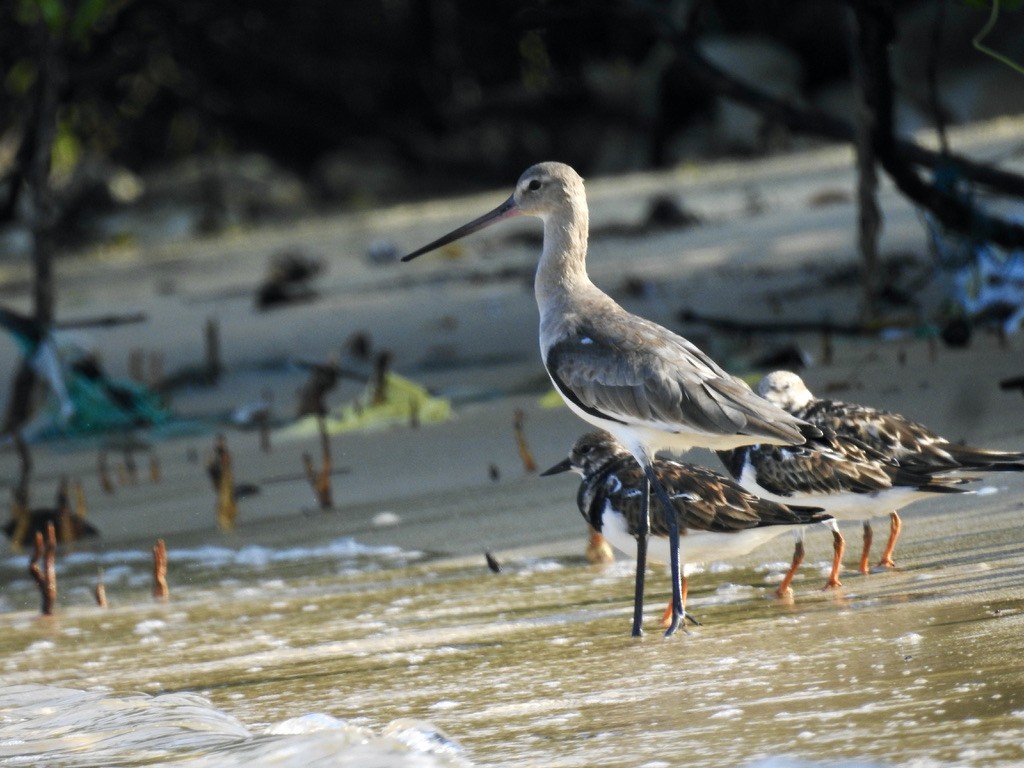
[663,2,1024,204]
[850,0,1024,249]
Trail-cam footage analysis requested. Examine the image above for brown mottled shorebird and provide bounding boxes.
[543,431,833,624]
[751,369,1023,571]
[717,394,974,588]
[402,161,819,637]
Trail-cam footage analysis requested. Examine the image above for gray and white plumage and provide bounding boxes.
[402,162,819,635]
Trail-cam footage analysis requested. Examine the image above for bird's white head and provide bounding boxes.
[400,161,584,262]
[756,370,815,412]
[510,162,585,219]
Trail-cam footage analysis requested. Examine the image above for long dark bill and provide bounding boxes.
[539,458,573,477]
[401,195,520,262]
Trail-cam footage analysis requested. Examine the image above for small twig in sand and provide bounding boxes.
[208,434,238,531]
[372,351,392,406]
[303,417,333,510]
[149,454,161,483]
[152,539,169,601]
[485,552,501,573]
[28,523,57,615]
[95,568,107,608]
[513,409,537,474]
[205,316,222,384]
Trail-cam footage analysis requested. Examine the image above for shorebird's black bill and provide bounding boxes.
[540,458,573,477]
[401,195,520,262]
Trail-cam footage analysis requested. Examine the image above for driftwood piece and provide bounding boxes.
[28,523,57,615]
[303,416,333,510]
[513,409,537,474]
[208,434,238,531]
[371,351,392,406]
[152,538,169,601]
[95,568,107,608]
[205,317,222,384]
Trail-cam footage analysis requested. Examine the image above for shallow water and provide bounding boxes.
[3,490,1024,768]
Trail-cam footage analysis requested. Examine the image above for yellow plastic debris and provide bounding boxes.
[282,373,451,437]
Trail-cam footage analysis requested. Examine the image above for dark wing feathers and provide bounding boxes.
[746,436,898,498]
[592,458,824,538]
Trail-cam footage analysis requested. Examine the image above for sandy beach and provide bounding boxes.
[2,121,1023,559]
[2,122,1024,766]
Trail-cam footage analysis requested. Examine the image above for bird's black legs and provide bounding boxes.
[643,463,684,637]
[631,474,651,637]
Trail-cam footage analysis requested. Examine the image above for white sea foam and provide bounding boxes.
[0,684,470,767]
[3,537,420,575]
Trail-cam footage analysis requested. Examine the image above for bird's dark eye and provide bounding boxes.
[579,445,591,454]
[527,179,542,191]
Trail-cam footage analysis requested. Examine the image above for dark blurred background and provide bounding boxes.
[2,0,1023,243]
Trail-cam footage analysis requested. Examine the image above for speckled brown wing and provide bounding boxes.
[798,398,1024,471]
[594,457,824,538]
[745,433,899,499]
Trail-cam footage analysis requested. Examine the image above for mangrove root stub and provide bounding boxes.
[152,538,169,601]
[513,409,537,474]
[95,568,107,608]
[29,523,57,615]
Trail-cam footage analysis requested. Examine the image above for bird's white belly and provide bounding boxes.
[600,505,799,575]
[736,464,935,522]
[549,376,790,459]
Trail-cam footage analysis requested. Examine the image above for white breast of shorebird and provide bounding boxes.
[597,492,802,575]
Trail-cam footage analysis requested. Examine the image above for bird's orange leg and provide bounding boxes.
[859,522,873,575]
[776,540,805,598]
[661,576,688,628]
[586,527,615,565]
[877,512,901,569]
[825,528,845,589]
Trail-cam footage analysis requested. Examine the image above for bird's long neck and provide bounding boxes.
[534,198,593,314]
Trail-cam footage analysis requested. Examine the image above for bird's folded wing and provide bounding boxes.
[547,328,805,443]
